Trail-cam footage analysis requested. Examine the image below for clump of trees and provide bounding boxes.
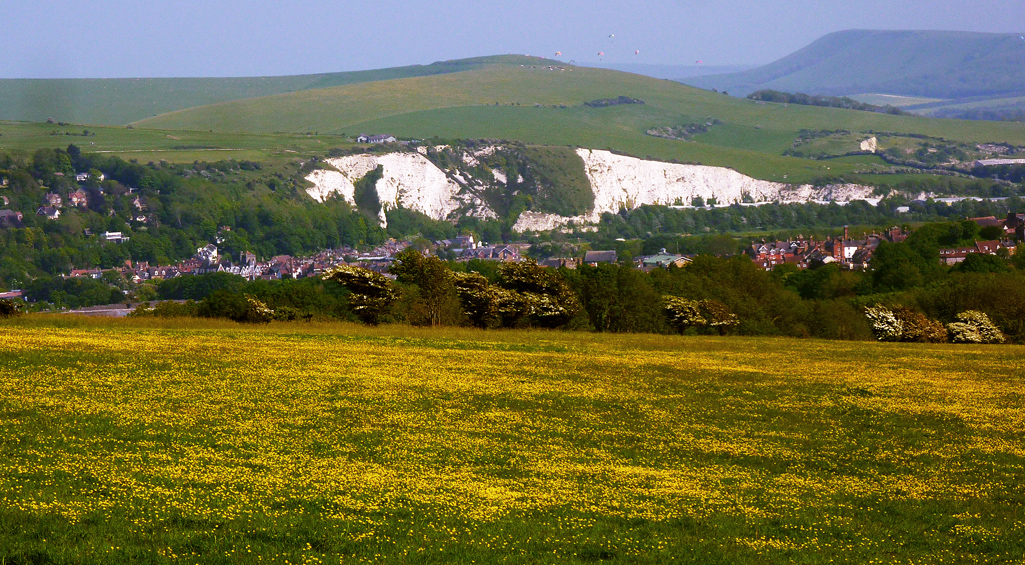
[748,90,904,115]
[864,305,947,342]
[325,251,581,330]
[864,304,1004,344]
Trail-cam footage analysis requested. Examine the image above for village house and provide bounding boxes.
[67,269,104,279]
[540,257,580,269]
[461,245,520,262]
[637,249,691,271]
[75,172,104,183]
[355,256,395,274]
[37,206,61,220]
[356,134,397,144]
[1003,212,1025,240]
[67,190,89,207]
[584,250,618,266]
[101,231,130,243]
[0,209,23,227]
[938,240,1016,265]
[43,193,62,208]
[438,235,477,250]
[196,244,219,265]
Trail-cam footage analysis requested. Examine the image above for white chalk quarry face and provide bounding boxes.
[577,149,784,217]
[306,147,877,233]
[305,153,476,228]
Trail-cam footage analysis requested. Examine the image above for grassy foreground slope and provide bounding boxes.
[683,30,1025,99]
[0,56,511,126]
[133,62,1025,182]
[1,319,1023,564]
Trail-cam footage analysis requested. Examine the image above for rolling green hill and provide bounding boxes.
[683,30,1025,100]
[130,60,1025,183]
[0,56,524,126]
[3,53,1025,185]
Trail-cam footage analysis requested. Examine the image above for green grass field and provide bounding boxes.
[1,317,1023,564]
[0,120,338,164]
[126,62,1025,182]
[0,56,516,126]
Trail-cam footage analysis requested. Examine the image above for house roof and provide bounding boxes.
[584,250,618,263]
[641,253,687,266]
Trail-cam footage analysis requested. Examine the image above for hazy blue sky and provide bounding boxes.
[1,0,1022,78]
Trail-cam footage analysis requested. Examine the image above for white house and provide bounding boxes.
[101,231,130,243]
[356,134,397,144]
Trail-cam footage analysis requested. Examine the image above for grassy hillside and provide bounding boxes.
[683,30,1025,99]
[4,54,1025,185]
[0,56,527,126]
[1,319,1023,564]
[0,120,334,164]
[133,62,1025,183]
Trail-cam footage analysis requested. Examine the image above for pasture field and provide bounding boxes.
[0,56,507,126]
[1,317,1023,564]
[0,121,334,165]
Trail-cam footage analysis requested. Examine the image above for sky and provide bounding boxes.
[1,0,1022,78]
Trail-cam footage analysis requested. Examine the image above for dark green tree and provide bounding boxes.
[390,248,457,327]
[322,265,398,325]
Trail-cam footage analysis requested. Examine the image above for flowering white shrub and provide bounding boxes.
[864,305,903,342]
[947,310,1005,344]
[663,296,706,334]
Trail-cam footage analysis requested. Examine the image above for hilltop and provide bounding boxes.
[682,30,1025,102]
[0,55,538,126]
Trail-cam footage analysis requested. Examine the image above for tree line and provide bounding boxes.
[114,233,1025,345]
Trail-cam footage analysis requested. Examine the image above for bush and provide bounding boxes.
[0,298,22,317]
[891,306,947,343]
[663,296,705,334]
[663,296,740,335]
[947,310,1005,344]
[242,294,273,324]
[273,305,300,321]
[864,305,945,342]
